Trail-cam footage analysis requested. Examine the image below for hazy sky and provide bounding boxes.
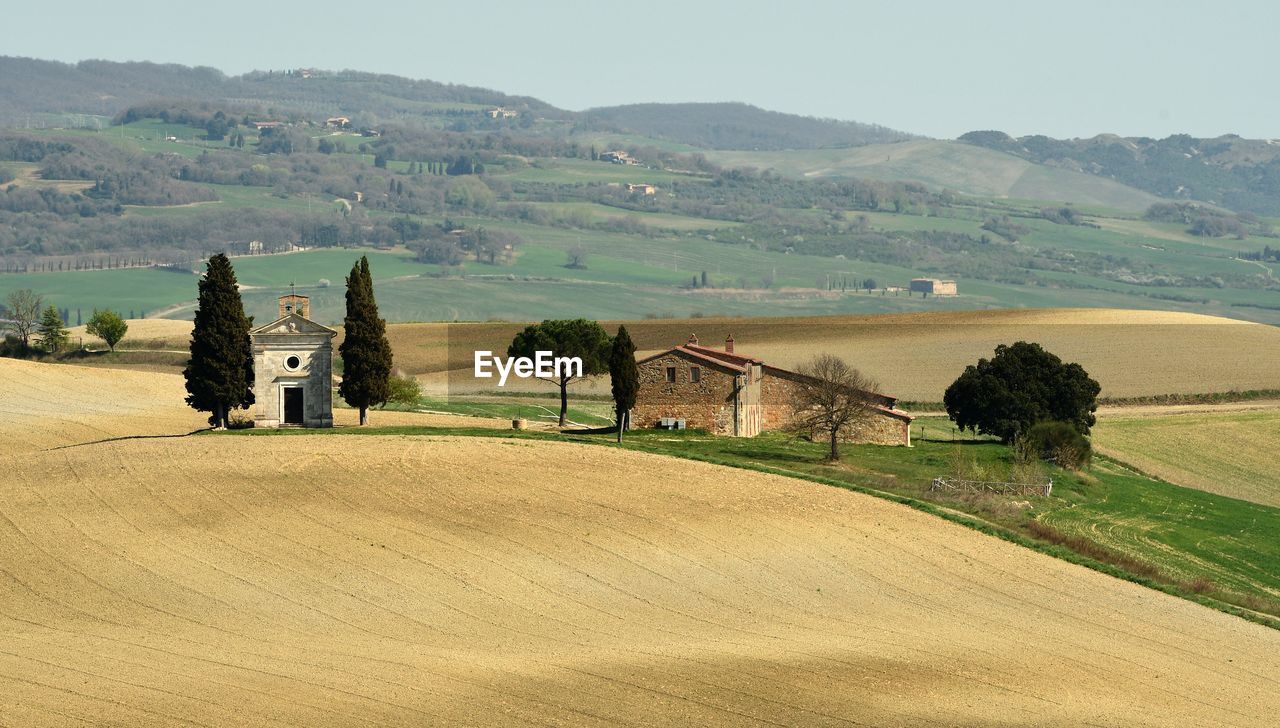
[7,0,1275,139]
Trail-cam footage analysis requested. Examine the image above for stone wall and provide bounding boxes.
[760,368,909,446]
[633,353,739,435]
[634,349,909,444]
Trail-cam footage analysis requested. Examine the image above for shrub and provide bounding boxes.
[1024,420,1092,470]
[382,373,422,408]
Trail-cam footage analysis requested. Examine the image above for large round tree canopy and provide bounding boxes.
[943,341,1101,443]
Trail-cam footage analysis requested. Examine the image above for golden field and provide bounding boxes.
[384,309,1280,401]
[1094,408,1280,507]
[107,309,1280,401]
[2,359,1279,725]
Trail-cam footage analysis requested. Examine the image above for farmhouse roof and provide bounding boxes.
[637,344,752,374]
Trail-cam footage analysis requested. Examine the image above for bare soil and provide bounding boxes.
[1,360,1278,725]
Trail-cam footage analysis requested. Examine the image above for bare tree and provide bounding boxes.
[786,354,880,461]
[3,289,43,347]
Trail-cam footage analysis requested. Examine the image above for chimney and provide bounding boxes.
[725,334,735,353]
[687,333,699,346]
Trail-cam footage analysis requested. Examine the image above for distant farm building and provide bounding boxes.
[485,107,520,119]
[625,183,657,195]
[634,335,912,445]
[910,278,958,296]
[252,121,285,130]
[249,295,337,428]
[599,150,640,165]
[325,116,351,129]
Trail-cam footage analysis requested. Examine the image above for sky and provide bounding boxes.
[6,0,1275,139]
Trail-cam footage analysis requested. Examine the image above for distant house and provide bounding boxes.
[909,278,958,296]
[625,183,657,195]
[485,107,520,119]
[297,68,320,79]
[599,150,640,165]
[325,116,351,129]
[633,334,912,445]
[252,121,285,130]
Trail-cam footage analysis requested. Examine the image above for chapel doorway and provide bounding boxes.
[283,387,305,425]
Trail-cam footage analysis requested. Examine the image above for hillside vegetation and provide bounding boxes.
[2,359,1278,726]
[3,58,1279,328]
[703,140,1163,210]
[960,130,1280,215]
[581,101,914,149]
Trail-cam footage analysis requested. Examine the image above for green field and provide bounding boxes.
[494,157,695,184]
[528,201,740,231]
[1093,409,1280,507]
[6,235,1279,326]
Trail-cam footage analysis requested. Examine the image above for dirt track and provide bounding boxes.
[2,361,1279,725]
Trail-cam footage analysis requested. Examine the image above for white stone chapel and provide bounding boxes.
[249,294,337,427]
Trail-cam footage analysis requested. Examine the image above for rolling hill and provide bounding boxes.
[702,140,1164,210]
[3,358,1279,726]
[580,101,915,150]
[959,130,1280,215]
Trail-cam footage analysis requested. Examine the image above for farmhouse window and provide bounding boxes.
[665,366,676,383]
[690,366,701,382]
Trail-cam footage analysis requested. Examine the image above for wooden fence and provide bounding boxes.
[929,476,1053,498]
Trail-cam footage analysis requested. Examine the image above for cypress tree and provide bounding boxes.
[184,254,254,429]
[608,325,639,443]
[339,256,393,425]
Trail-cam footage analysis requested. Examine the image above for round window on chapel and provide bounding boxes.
[285,355,302,371]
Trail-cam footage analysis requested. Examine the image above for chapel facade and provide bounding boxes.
[248,294,337,428]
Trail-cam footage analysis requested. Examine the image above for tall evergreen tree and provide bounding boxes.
[38,304,69,353]
[608,325,639,443]
[339,256,393,425]
[184,254,254,429]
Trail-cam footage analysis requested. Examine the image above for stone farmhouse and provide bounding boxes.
[634,335,912,445]
[909,278,958,296]
[248,294,336,428]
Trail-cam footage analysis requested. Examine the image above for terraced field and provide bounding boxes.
[2,360,1279,726]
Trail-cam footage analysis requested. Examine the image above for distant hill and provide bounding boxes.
[0,57,559,125]
[581,102,916,150]
[701,140,1163,210]
[958,131,1280,215]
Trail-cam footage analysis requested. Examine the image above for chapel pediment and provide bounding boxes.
[250,312,337,336]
